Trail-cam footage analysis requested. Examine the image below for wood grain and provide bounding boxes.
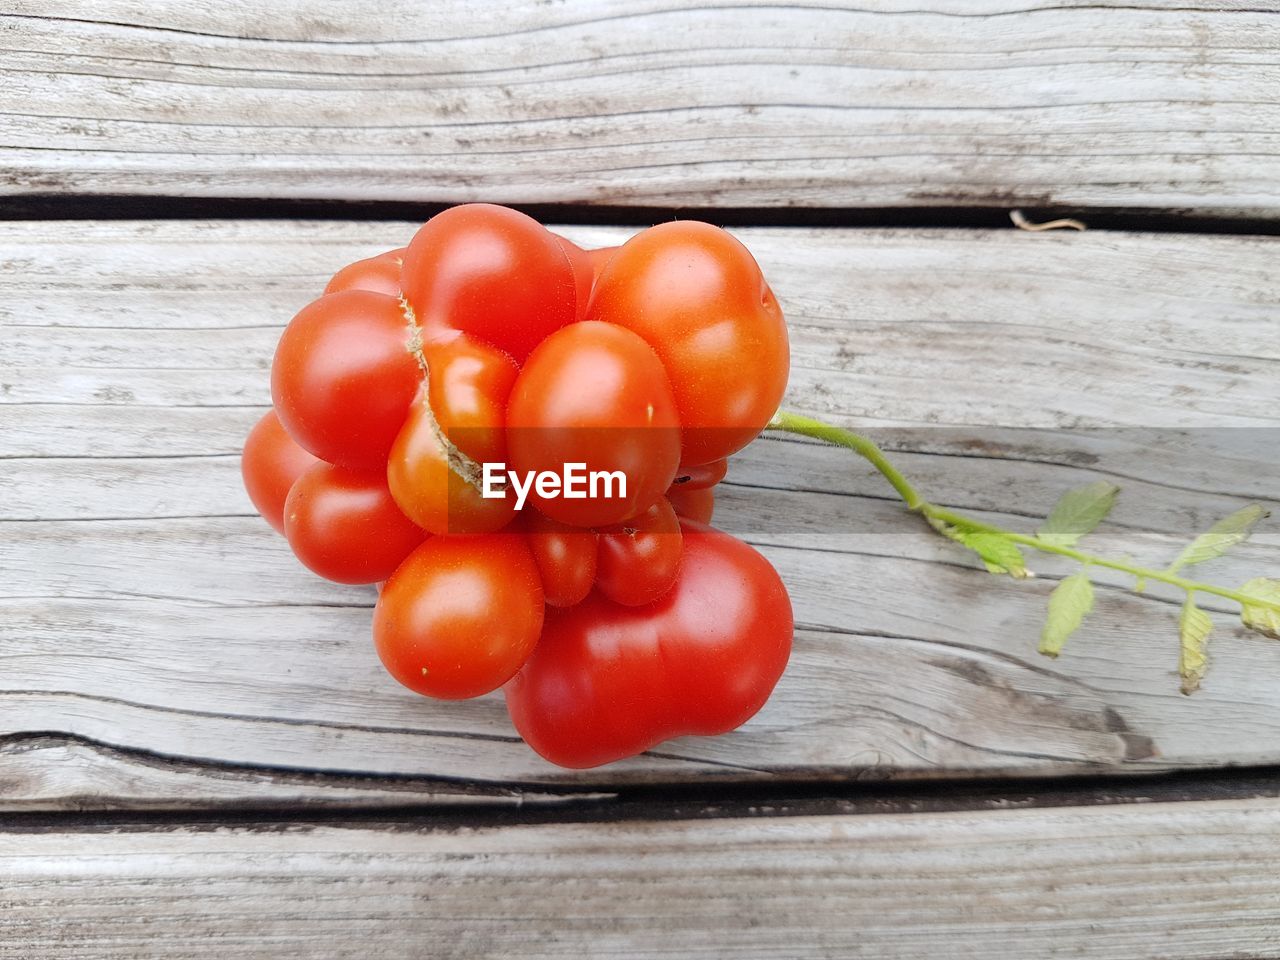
[2,219,1279,806]
[5,798,1280,958]
[3,2,1280,214]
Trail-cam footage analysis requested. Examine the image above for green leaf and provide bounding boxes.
[1178,596,1213,695]
[1039,572,1094,658]
[957,531,1027,578]
[1168,505,1269,573]
[1037,481,1120,547]
[1239,577,1280,640]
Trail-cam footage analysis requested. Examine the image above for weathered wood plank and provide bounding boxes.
[3,2,1280,214]
[1,220,1278,804]
[5,798,1280,959]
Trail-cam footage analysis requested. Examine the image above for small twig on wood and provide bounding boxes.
[1010,209,1087,232]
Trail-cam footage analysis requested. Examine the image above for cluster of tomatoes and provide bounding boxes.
[242,204,794,767]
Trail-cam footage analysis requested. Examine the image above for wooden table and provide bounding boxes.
[3,3,1279,956]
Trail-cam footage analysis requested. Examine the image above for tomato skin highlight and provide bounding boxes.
[271,290,420,470]
[595,496,682,607]
[284,462,427,585]
[524,511,598,608]
[323,248,405,297]
[506,321,681,527]
[401,204,576,362]
[374,535,544,700]
[589,221,789,466]
[241,409,319,535]
[666,485,716,525]
[505,521,793,768]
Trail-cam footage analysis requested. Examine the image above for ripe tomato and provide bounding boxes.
[505,521,793,768]
[554,234,594,321]
[666,485,715,524]
[323,248,405,297]
[284,462,426,584]
[523,510,597,608]
[401,204,575,362]
[387,334,519,534]
[670,458,727,491]
[373,534,544,699]
[589,221,789,466]
[595,496,682,606]
[587,245,618,284]
[241,409,319,535]
[271,290,420,470]
[506,321,681,527]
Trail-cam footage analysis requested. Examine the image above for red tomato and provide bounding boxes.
[666,485,715,525]
[670,458,727,491]
[401,204,576,362]
[524,510,598,608]
[505,521,793,768]
[595,496,682,606]
[373,535,544,699]
[589,221,789,466]
[241,409,319,535]
[271,290,420,470]
[554,234,594,321]
[587,245,618,285]
[387,334,519,534]
[387,391,517,535]
[506,321,681,527]
[323,248,405,297]
[284,462,426,585]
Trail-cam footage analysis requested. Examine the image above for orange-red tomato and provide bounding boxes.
[524,510,598,608]
[271,290,420,470]
[666,485,716,525]
[373,535,544,699]
[241,409,319,535]
[595,496,682,606]
[589,221,788,466]
[284,462,426,585]
[401,204,575,362]
[323,248,405,297]
[506,321,681,527]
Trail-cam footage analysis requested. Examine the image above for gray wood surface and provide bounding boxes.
[5,797,1280,959]
[3,219,1278,806]
[3,2,1280,214]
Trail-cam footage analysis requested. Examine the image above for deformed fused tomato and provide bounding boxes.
[595,496,682,607]
[505,521,793,769]
[323,248,405,297]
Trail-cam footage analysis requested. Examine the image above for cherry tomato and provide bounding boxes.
[373,534,544,699]
[271,290,420,470]
[595,496,682,606]
[666,485,715,524]
[524,510,597,607]
[505,521,793,768]
[284,462,426,585]
[241,409,319,535]
[401,204,576,362]
[387,334,519,534]
[387,390,517,535]
[323,248,405,297]
[669,458,727,491]
[588,245,619,285]
[589,221,789,466]
[506,321,681,527]
[554,234,594,321]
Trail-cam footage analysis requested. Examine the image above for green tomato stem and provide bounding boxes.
[764,410,1280,615]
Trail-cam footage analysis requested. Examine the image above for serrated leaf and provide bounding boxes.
[1178,597,1213,695]
[1169,505,1269,573]
[1037,481,1120,547]
[1239,577,1280,640]
[1039,572,1094,657]
[957,531,1027,578]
